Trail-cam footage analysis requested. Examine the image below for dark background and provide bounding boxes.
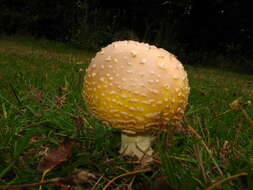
[1,0,252,73]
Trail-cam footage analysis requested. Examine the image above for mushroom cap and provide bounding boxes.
[83,41,190,134]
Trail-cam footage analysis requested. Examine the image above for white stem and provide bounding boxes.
[119,133,154,160]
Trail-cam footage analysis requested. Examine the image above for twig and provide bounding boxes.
[194,144,207,183]
[104,159,161,165]
[186,125,224,177]
[91,175,104,190]
[205,172,248,190]
[229,98,253,127]
[102,168,151,190]
[39,168,52,190]
[0,178,62,189]
[127,176,136,190]
[240,107,253,127]
[103,160,143,165]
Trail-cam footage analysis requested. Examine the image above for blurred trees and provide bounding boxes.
[0,0,78,39]
[0,0,252,70]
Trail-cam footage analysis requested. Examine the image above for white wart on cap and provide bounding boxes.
[83,40,190,160]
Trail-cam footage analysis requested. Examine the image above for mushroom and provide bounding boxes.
[83,41,190,161]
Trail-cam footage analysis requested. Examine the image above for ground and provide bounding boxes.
[0,35,252,190]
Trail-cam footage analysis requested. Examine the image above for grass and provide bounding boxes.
[0,35,252,190]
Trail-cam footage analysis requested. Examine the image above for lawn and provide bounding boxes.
[0,35,252,190]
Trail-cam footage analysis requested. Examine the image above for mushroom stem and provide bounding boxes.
[119,133,154,160]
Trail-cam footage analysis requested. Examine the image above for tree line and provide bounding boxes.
[1,0,252,72]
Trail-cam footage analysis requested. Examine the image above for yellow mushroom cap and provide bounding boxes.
[83,40,190,134]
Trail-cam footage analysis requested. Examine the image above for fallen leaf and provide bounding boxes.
[29,136,42,145]
[144,176,178,190]
[35,91,44,102]
[37,139,74,171]
[56,96,66,109]
[56,184,74,190]
[71,169,96,186]
[57,169,97,190]
[59,87,68,93]
[229,97,242,110]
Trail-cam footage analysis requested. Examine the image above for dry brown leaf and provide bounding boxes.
[56,96,66,109]
[56,184,74,190]
[144,176,178,190]
[37,139,74,171]
[59,87,68,93]
[71,169,96,186]
[229,97,242,110]
[35,91,44,102]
